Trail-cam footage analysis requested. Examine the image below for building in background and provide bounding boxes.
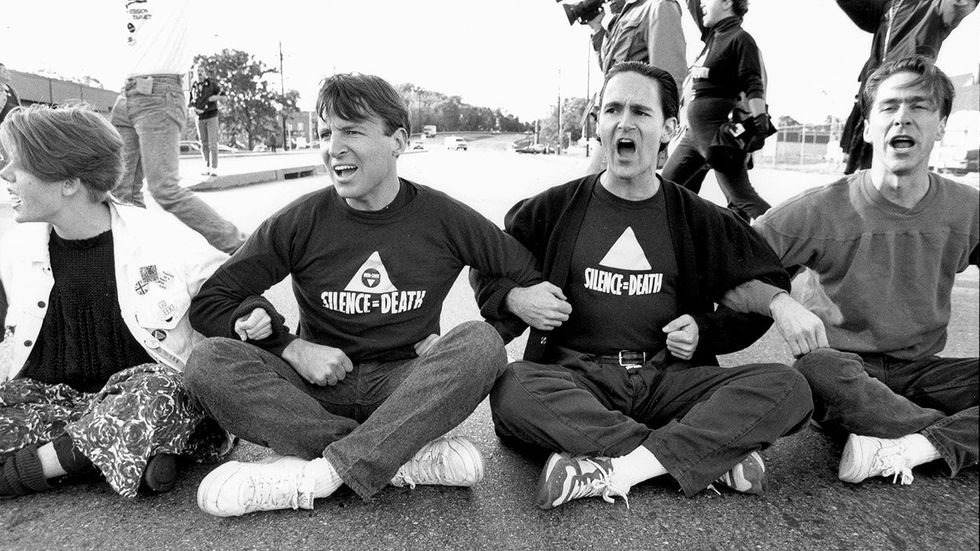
[5,68,117,114]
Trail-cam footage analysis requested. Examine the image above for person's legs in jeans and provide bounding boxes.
[188,321,507,514]
[661,133,709,193]
[196,116,219,172]
[123,78,244,253]
[184,337,363,459]
[714,161,771,221]
[110,94,145,206]
[491,351,812,504]
[323,320,507,498]
[796,349,978,479]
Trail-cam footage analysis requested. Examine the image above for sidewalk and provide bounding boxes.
[178,149,325,191]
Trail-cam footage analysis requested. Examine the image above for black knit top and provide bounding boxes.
[19,229,153,392]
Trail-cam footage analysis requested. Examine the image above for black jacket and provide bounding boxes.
[471,174,789,364]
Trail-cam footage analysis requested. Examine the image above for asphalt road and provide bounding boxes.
[1,136,977,550]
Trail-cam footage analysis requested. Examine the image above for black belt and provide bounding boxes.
[594,350,652,369]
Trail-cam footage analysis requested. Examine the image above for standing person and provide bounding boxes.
[661,0,772,222]
[110,0,246,254]
[584,0,688,173]
[471,62,812,509]
[0,105,230,499]
[723,56,978,485]
[183,73,543,517]
[0,63,21,124]
[188,63,224,177]
[836,0,978,174]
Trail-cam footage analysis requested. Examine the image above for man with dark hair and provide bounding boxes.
[184,72,542,517]
[723,56,979,486]
[836,0,978,174]
[583,0,688,173]
[472,61,812,509]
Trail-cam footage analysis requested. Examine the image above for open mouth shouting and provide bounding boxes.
[888,134,917,153]
[615,138,637,158]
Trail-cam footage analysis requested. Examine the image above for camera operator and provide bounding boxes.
[577,0,688,172]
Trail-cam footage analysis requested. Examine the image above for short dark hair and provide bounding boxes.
[315,73,411,136]
[600,61,679,121]
[731,0,749,16]
[0,104,123,203]
[862,55,955,120]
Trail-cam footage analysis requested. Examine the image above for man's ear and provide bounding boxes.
[936,116,947,142]
[392,127,408,157]
[661,116,679,144]
[862,118,871,144]
[61,177,84,198]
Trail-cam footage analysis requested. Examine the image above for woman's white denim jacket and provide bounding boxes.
[0,202,228,381]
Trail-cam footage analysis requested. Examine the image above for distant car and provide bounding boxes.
[179,140,201,154]
[443,136,468,151]
[411,141,425,150]
[515,143,549,155]
[217,144,237,153]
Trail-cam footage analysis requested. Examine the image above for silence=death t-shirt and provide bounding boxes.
[559,183,679,354]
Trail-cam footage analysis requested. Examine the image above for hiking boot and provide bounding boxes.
[196,456,314,517]
[839,433,914,485]
[391,436,484,489]
[536,452,629,510]
[141,454,178,493]
[714,451,767,495]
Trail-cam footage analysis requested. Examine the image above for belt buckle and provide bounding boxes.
[618,351,644,370]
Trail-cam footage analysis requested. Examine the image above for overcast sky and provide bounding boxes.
[3,0,978,123]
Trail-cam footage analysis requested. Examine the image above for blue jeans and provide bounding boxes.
[184,321,507,499]
[110,75,244,254]
[795,348,978,476]
[196,116,219,170]
[490,347,812,496]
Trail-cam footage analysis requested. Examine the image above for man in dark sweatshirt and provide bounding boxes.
[184,72,540,517]
[472,61,812,509]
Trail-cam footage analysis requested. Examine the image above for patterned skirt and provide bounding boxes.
[0,363,231,498]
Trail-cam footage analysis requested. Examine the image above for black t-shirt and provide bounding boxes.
[560,183,679,353]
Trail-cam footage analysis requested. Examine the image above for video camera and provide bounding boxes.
[555,0,605,26]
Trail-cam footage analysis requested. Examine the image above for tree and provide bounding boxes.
[539,97,589,148]
[193,49,299,150]
[777,115,801,128]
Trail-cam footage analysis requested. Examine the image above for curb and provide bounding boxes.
[187,164,325,192]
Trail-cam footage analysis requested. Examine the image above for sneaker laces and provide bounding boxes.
[568,459,630,509]
[395,448,451,489]
[243,469,311,511]
[872,444,914,486]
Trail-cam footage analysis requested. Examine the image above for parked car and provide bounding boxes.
[443,136,468,151]
[515,143,550,155]
[179,140,201,154]
[411,141,425,150]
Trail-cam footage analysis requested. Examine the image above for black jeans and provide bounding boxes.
[490,347,812,496]
[795,348,978,476]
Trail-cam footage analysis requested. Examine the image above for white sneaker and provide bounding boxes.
[391,436,484,488]
[197,456,315,517]
[838,433,914,485]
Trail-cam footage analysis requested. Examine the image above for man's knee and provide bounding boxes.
[184,337,245,396]
[793,348,860,389]
[448,320,508,379]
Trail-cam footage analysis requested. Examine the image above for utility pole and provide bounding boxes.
[280,40,288,151]
[557,69,562,155]
[585,38,591,157]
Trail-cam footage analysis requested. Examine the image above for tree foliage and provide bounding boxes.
[395,83,530,133]
[192,49,299,149]
[539,97,589,148]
